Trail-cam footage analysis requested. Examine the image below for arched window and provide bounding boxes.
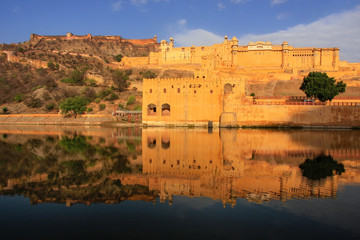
[147,104,156,116]
[224,83,233,94]
[161,103,170,116]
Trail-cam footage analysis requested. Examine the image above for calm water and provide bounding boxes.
[0,125,359,240]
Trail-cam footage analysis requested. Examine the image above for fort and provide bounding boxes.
[139,36,360,127]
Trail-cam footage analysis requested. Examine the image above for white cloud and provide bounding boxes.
[230,0,250,3]
[271,0,287,5]
[276,13,290,20]
[110,1,123,11]
[130,0,168,6]
[237,5,360,62]
[218,2,226,11]
[178,19,187,26]
[174,29,224,47]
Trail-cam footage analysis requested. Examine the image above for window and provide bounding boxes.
[210,90,213,94]
[177,88,180,93]
[164,88,166,93]
[150,89,152,93]
[194,90,196,94]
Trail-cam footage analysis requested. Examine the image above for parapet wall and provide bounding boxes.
[231,105,360,127]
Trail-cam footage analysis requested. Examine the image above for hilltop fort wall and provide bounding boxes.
[30,33,159,47]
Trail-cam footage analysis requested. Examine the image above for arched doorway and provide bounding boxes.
[147,104,157,116]
[161,103,170,116]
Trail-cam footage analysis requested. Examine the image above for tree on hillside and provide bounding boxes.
[59,96,88,118]
[112,70,129,91]
[300,72,346,102]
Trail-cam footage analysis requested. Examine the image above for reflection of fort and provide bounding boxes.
[140,129,347,206]
[0,127,359,206]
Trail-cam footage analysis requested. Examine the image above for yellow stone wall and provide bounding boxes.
[142,77,246,126]
[143,76,360,127]
[123,36,340,72]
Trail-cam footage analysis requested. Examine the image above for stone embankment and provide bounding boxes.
[0,114,116,125]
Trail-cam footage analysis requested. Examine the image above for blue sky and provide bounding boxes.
[1,0,360,62]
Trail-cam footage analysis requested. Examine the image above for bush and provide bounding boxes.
[112,70,129,91]
[134,105,142,111]
[99,104,106,111]
[95,98,101,104]
[47,61,56,70]
[61,69,86,85]
[141,70,157,79]
[126,95,136,106]
[86,107,93,113]
[118,104,125,110]
[14,94,24,102]
[250,93,255,97]
[25,97,43,108]
[45,103,56,112]
[114,54,123,62]
[87,79,97,87]
[2,107,9,114]
[82,87,96,101]
[106,93,119,101]
[97,89,112,99]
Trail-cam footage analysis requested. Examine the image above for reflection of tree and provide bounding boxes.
[299,155,345,180]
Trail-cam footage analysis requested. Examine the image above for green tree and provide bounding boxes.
[112,70,129,91]
[59,96,88,118]
[114,54,123,62]
[300,72,346,102]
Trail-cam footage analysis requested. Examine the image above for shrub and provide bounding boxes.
[99,104,106,111]
[126,95,136,106]
[95,98,101,104]
[61,69,86,85]
[86,107,93,113]
[134,105,142,111]
[142,70,157,79]
[45,103,56,112]
[250,93,255,97]
[2,107,9,114]
[25,97,43,108]
[14,94,24,102]
[87,79,97,87]
[112,70,129,91]
[97,89,112,99]
[118,104,125,110]
[106,93,119,101]
[82,87,96,101]
[114,54,123,62]
[47,61,56,70]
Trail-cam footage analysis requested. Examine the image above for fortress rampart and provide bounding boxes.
[30,33,159,47]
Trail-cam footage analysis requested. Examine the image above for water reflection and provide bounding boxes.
[0,126,359,207]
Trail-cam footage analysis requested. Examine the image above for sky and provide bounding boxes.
[0,0,360,62]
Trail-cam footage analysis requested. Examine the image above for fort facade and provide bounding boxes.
[123,36,340,73]
[142,75,360,127]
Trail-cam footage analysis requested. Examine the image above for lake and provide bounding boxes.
[0,125,359,240]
